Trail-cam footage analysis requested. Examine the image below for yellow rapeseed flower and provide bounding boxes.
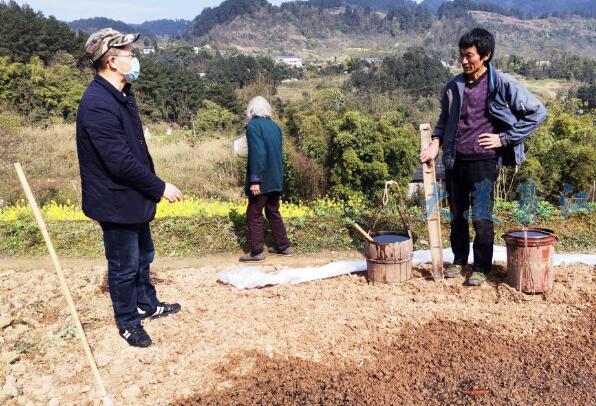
[0,197,342,222]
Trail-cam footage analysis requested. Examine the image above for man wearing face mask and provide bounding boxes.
[76,28,183,347]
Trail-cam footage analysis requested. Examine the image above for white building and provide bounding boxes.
[365,57,382,64]
[275,55,303,68]
[143,47,156,55]
[193,45,212,54]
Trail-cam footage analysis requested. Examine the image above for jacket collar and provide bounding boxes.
[454,63,496,100]
[487,62,496,96]
[94,74,132,104]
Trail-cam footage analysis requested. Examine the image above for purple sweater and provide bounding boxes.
[456,72,498,160]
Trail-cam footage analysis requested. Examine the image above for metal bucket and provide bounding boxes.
[503,228,557,293]
[364,231,413,284]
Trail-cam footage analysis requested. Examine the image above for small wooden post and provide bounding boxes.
[419,124,443,280]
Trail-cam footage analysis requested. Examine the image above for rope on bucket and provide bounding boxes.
[368,180,412,239]
[522,228,536,294]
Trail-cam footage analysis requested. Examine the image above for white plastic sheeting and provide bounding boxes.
[218,260,367,290]
[415,245,596,267]
[218,245,596,289]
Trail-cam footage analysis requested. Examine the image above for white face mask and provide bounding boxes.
[115,56,141,82]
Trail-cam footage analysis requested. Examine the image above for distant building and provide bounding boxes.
[193,45,212,54]
[536,60,551,67]
[365,57,382,64]
[143,47,156,55]
[275,55,303,68]
[441,60,458,69]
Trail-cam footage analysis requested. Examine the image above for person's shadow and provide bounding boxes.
[228,208,250,253]
[228,208,276,253]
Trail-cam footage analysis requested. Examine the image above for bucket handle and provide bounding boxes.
[368,180,413,239]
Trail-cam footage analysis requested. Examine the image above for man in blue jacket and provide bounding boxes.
[420,28,546,286]
[77,29,183,347]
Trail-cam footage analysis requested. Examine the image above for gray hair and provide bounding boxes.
[246,96,272,119]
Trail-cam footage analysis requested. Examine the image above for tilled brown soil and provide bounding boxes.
[0,253,594,405]
[176,311,594,405]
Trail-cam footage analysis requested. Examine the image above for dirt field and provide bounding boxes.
[0,253,594,405]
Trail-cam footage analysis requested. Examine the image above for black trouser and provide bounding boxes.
[246,192,290,255]
[100,222,159,330]
[445,159,497,274]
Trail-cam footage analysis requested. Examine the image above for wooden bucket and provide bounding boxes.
[364,231,413,284]
[503,228,557,294]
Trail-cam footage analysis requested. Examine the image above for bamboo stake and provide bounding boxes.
[352,223,375,243]
[419,124,444,280]
[14,163,112,405]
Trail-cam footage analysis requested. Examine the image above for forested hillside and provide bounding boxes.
[422,0,595,16]
[184,0,596,60]
[69,17,190,38]
[0,1,86,65]
[68,17,135,35]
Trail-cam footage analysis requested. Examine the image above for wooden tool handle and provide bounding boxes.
[353,223,375,243]
[14,163,111,404]
[419,124,444,280]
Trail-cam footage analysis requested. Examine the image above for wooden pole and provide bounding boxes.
[352,223,375,243]
[419,124,443,280]
[14,163,112,405]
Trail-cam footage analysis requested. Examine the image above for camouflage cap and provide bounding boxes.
[85,28,140,62]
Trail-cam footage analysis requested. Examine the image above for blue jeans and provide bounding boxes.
[100,222,159,330]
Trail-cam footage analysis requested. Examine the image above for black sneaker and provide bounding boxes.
[119,324,152,347]
[138,302,181,320]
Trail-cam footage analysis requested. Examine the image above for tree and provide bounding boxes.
[0,54,89,124]
[515,99,596,202]
[193,100,239,134]
[329,110,418,201]
[348,47,452,98]
[134,57,207,124]
[284,88,419,202]
[0,1,86,66]
[188,0,269,37]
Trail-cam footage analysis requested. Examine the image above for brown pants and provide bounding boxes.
[246,192,290,255]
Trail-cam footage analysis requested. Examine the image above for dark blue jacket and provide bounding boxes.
[244,117,284,197]
[432,63,547,170]
[76,75,165,224]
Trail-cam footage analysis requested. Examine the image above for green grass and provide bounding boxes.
[0,122,244,206]
[517,77,578,101]
[277,74,348,103]
[1,210,594,258]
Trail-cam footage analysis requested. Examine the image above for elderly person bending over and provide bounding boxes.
[239,96,292,262]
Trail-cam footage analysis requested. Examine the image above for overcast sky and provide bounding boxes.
[13,0,289,23]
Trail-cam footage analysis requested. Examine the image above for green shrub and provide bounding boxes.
[517,99,596,202]
[329,110,418,201]
[192,100,239,134]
